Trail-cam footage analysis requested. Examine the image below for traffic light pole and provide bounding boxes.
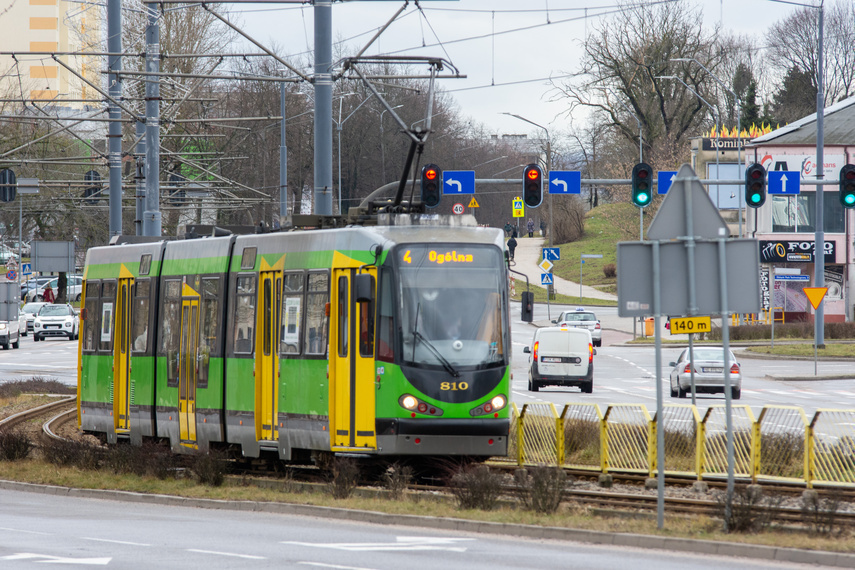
[814,4,825,348]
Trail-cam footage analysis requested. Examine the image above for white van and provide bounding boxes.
[523,326,594,393]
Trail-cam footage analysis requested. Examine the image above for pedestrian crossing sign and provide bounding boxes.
[512,197,524,218]
[541,273,553,285]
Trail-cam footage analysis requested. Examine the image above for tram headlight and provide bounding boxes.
[401,395,418,410]
[490,395,506,411]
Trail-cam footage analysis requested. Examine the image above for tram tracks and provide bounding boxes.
[4,396,855,531]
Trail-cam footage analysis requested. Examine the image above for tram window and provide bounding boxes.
[139,254,151,276]
[186,274,200,294]
[234,275,256,354]
[131,280,150,354]
[263,278,272,356]
[240,247,257,270]
[198,277,220,388]
[358,276,375,358]
[376,271,393,362]
[337,276,348,357]
[161,279,181,386]
[82,281,100,352]
[304,271,329,355]
[280,272,303,354]
[99,281,117,352]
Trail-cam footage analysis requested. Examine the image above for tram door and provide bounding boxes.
[114,277,133,433]
[331,268,377,450]
[256,271,282,442]
[178,283,200,446]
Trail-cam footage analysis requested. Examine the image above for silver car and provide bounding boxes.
[669,346,742,399]
[553,308,601,347]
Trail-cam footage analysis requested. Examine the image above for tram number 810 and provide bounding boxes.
[441,382,469,391]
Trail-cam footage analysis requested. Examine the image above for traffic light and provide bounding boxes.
[745,163,766,208]
[0,168,17,203]
[839,164,855,208]
[521,291,534,322]
[420,163,442,208]
[631,163,652,208]
[83,169,101,205]
[523,164,542,208]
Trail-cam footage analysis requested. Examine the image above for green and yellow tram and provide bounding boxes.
[78,221,512,462]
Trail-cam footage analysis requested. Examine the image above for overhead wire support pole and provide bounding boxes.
[314,0,333,216]
[107,0,122,237]
[143,0,162,236]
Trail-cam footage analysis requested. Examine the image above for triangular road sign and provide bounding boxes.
[647,164,729,240]
[468,197,479,208]
[803,287,828,310]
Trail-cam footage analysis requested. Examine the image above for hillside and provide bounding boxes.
[550,202,652,294]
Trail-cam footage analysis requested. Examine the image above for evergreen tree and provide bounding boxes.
[770,66,817,125]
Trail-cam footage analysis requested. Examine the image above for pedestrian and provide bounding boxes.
[527,218,534,238]
[504,221,513,237]
[42,283,55,303]
[540,220,546,237]
[507,236,517,260]
[511,225,518,238]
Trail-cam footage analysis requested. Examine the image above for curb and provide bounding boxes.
[2,480,855,567]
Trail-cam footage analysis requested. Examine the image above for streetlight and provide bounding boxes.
[671,57,743,236]
[605,87,644,239]
[378,104,403,184]
[656,75,722,210]
[502,112,553,249]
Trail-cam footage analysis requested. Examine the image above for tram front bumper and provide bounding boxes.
[375,418,509,456]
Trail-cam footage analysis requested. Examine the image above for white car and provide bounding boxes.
[523,326,595,393]
[21,302,47,333]
[33,303,79,341]
[27,275,83,302]
[0,319,20,349]
[553,307,602,347]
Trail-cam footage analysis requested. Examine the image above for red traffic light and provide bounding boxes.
[636,168,649,179]
[526,168,539,180]
[424,168,438,181]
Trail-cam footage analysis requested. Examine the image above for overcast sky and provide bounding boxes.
[227,0,800,139]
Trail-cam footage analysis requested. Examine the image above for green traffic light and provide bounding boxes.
[750,193,761,204]
[846,194,855,205]
[638,193,649,204]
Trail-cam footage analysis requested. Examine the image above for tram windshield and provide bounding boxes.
[397,245,506,369]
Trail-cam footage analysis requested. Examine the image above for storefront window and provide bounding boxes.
[771,192,844,233]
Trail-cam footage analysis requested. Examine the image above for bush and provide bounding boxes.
[0,377,75,399]
[602,263,616,279]
[382,462,413,500]
[0,428,33,461]
[801,491,843,537]
[514,466,568,514]
[449,464,504,511]
[190,449,229,486]
[103,442,178,479]
[328,457,360,499]
[708,322,855,341]
[715,485,782,533]
[40,437,102,470]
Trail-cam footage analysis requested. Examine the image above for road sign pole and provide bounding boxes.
[652,241,664,530]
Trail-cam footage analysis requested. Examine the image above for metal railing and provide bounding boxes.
[503,403,855,488]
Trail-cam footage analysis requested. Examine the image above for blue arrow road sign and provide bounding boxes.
[657,171,678,194]
[548,171,581,194]
[541,273,553,285]
[768,171,800,195]
[21,263,31,276]
[542,247,560,261]
[443,170,475,195]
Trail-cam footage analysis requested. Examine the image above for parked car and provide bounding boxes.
[523,326,594,393]
[21,302,47,333]
[21,277,53,301]
[0,316,20,349]
[553,307,602,347]
[26,275,83,302]
[33,303,79,341]
[669,346,742,399]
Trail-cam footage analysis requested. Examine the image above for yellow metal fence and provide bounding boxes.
[505,403,855,488]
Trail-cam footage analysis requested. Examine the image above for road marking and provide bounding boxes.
[187,549,266,559]
[297,562,374,570]
[1,553,111,564]
[282,537,473,552]
[82,537,150,546]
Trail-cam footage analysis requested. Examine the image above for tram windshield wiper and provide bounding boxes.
[411,303,459,377]
[412,330,460,378]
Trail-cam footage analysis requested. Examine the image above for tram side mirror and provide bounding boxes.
[355,273,374,303]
